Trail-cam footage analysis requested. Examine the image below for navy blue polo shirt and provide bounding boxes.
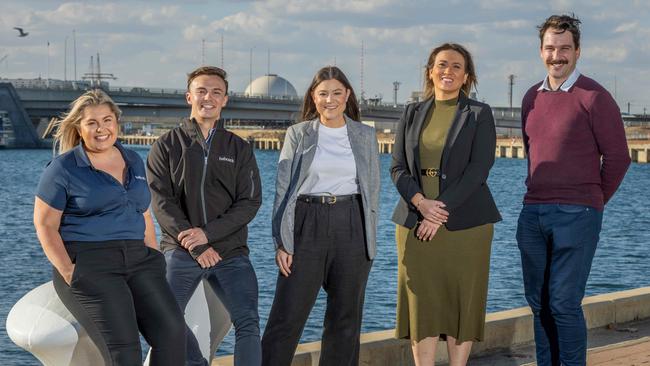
[36,142,151,243]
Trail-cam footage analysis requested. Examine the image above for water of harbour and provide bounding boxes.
[1,148,649,365]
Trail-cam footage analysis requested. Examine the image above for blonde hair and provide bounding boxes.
[44,89,122,154]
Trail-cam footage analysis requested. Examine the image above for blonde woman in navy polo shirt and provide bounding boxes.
[33,90,185,366]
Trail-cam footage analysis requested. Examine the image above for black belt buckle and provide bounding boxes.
[322,195,337,204]
[423,168,440,177]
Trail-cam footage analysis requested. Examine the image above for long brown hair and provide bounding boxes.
[44,89,121,154]
[300,66,360,122]
[423,43,477,99]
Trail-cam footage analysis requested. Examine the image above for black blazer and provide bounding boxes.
[390,93,501,230]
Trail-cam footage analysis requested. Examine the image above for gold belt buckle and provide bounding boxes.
[425,168,438,177]
[319,194,337,204]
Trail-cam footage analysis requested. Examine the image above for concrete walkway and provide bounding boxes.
[463,318,650,365]
[587,337,650,366]
[214,287,650,365]
[213,319,650,366]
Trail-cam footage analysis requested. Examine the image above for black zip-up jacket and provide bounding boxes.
[147,119,262,259]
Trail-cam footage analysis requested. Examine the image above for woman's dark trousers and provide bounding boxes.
[262,197,373,366]
[53,240,186,366]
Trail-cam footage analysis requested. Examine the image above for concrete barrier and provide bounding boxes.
[118,131,649,164]
[118,135,158,145]
[213,287,650,365]
[630,147,649,163]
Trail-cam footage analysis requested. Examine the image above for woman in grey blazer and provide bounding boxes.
[262,66,380,366]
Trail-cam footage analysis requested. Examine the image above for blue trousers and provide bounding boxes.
[165,250,261,366]
[516,204,603,366]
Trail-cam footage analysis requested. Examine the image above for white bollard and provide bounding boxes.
[144,279,232,365]
[6,282,103,366]
[8,279,232,366]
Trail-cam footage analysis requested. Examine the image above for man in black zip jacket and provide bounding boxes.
[147,66,262,366]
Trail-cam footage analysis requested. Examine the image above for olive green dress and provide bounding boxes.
[395,98,493,343]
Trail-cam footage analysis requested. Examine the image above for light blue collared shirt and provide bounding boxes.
[538,68,581,92]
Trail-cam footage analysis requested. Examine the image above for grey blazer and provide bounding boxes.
[272,116,380,259]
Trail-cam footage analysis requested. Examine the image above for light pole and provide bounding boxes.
[73,29,77,81]
[64,36,68,81]
[46,41,50,87]
[249,47,254,95]
[393,81,401,107]
[508,74,516,108]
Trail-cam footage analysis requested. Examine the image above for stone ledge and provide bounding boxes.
[213,286,650,366]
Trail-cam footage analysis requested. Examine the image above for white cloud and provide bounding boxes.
[160,5,180,17]
[1,0,649,111]
[254,0,393,15]
[549,0,578,12]
[478,0,542,11]
[36,3,125,25]
[614,22,638,33]
[493,20,531,30]
[183,25,205,41]
[32,2,185,27]
[583,45,629,63]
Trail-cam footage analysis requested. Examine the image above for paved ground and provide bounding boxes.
[587,337,650,365]
[460,318,650,365]
[214,318,650,365]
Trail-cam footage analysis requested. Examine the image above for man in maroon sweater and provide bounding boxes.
[517,14,630,366]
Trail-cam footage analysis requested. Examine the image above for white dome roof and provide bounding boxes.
[244,74,298,97]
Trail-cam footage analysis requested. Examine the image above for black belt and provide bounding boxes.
[420,168,441,177]
[297,194,360,205]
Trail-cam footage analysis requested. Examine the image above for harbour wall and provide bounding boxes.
[213,287,650,365]
[119,129,650,163]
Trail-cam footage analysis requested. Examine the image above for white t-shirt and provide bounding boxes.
[298,123,359,196]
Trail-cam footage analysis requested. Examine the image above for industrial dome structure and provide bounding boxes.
[244,74,298,98]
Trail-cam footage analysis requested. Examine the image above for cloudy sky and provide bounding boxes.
[1,0,649,112]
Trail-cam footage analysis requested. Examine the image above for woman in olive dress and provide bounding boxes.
[390,43,501,366]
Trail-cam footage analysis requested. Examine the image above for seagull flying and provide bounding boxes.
[13,27,29,37]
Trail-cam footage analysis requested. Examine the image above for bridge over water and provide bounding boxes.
[1,83,522,147]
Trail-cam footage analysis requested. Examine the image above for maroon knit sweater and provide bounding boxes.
[521,75,631,210]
